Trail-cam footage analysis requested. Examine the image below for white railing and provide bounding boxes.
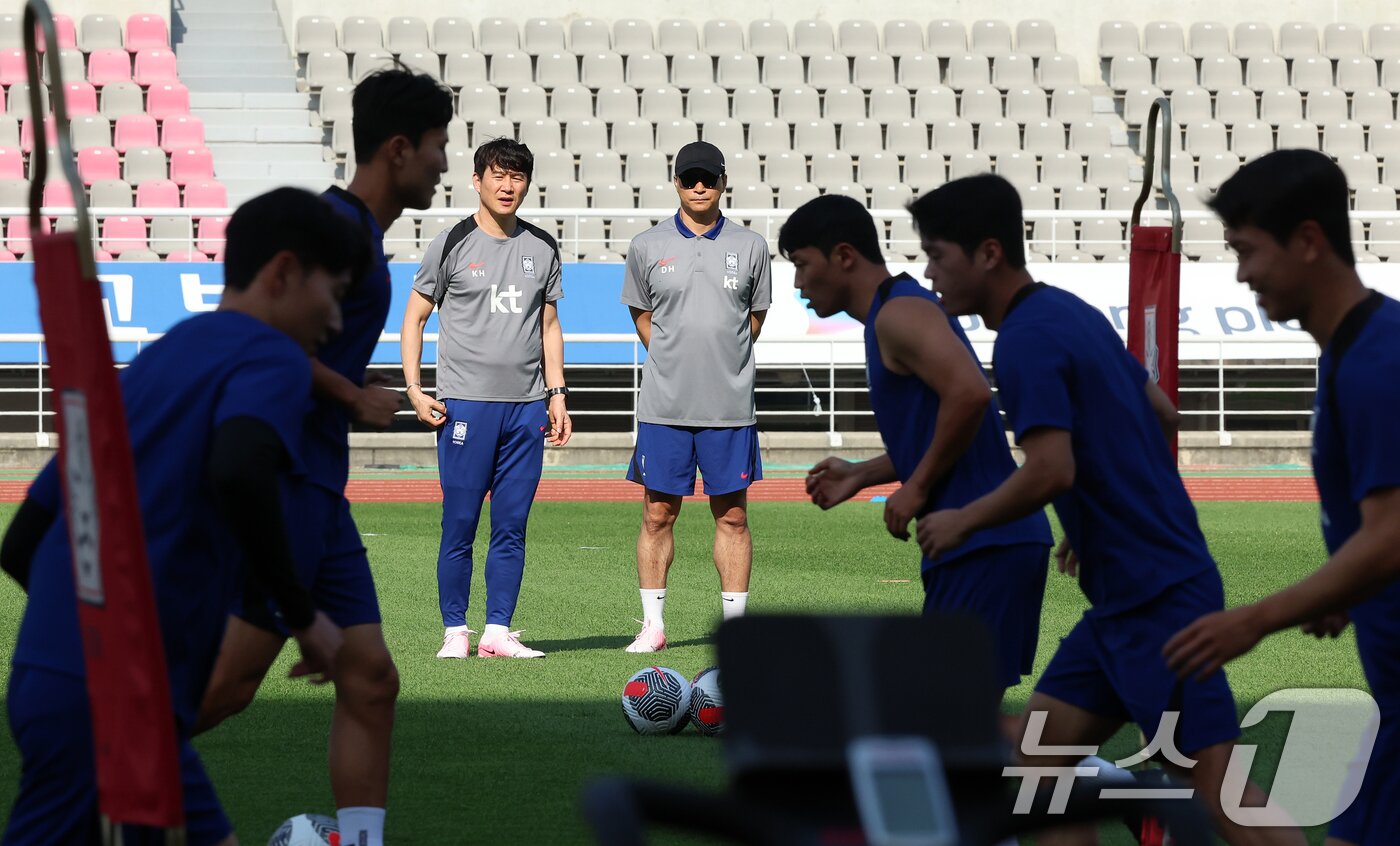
[0,332,1318,442]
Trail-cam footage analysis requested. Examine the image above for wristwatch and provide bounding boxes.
[546,386,570,398]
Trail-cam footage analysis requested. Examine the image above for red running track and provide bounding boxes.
[0,476,1317,505]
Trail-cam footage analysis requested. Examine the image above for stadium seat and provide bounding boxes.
[1325,120,1368,154]
[568,18,610,53]
[1098,21,1140,58]
[124,14,168,52]
[897,53,941,88]
[656,20,699,57]
[1040,151,1084,187]
[1338,152,1382,186]
[147,83,190,121]
[76,146,119,185]
[858,150,900,185]
[992,54,1035,90]
[1279,22,1321,60]
[611,19,653,55]
[1023,119,1067,152]
[165,250,209,262]
[1230,121,1273,158]
[887,119,932,154]
[667,52,712,89]
[639,85,684,120]
[835,119,881,156]
[10,82,50,116]
[1234,23,1276,59]
[6,216,50,256]
[776,86,819,120]
[479,18,521,54]
[518,118,562,151]
[960,87,1003,123]
[1337,57,1380,92]
[519,18,565,56]
[1291,56,1334,94]
[149,214,193,255]
[160,115,204,153]
[994,150,1037,188]
[623,150,667,183]
[1189,22,1231,59]
[654,118,698,151]
[489,51,533,86]
[503,84,547,119]
[1276,120,1321,149]
[134,48,177,86]
[838,20,879,57]
[1005,87,1049,122]
[61,82,98,116]
[1068,118,1113,153]
[863,85,908,121]
[927,20,967,57]
[79,14,123,52]
[748,20,790,58]
[733,85,776,122]
[1243,54,1288,92]
[1155,53,1197,92]
[1143,21,1186,58]
[295,16,337,53]
[41,47,84,88]
[717,52,761,88]
[702,20,743,55]
[970,20,1013,57]
[0,147,21,180]
[1370,122,1400,158]
[1016,20,1057,59]
[904,151,945,189]
[1037,53,1080,90]
[386,16,429,54]
[123,146,167,184]
[1109,53,1152,91]
[432,18,474,53]
[682,86,726,122]
[135,178,179,208]
[853,54,897,90]
[1198,152,1242,189]
[945,54,990,90]
[807,53,850,89]
[794,20,835,58]
[531,51,577,88]
[625,52,668,87]
[195,216,227,255]
[914,85,958,120]
[101,214,148,255]
[822,86,866,121]
[1372,24,1400,61]
[726,151,763,183]
[746,119,788,152]
[397,51,441,80]
[582,51,626,87]
[18,115,56,154]
[1306,87,1349,123]
[1050,87,1093,120]
[0,49,27,88]
[1085,150,1132,188]
[883,20,924,58]
[169,147,214,186]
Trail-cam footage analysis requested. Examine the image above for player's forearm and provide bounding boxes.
[1252,523,1400,635]
[311,358,360,409]
[542,314,566,388]
[957,460,1068,537]
[855,454,899,487]
[750,311,766,341]
[906,391,989,494]
[400,308,428,388]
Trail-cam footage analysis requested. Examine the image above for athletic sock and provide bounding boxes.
[482,623,509,642]
[640,588,666,627]
[720,591,748,620]
[337,806,385,846]
[444,625,470,636]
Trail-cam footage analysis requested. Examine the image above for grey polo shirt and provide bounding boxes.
[621,213,772,427]
[414,217,563,402]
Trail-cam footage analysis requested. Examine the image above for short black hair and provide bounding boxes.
[474,136,534,181]
[351,67,454,164]
[777,194,885,264]
[1208,149,1355,266]
[223,188,371,291]
[906,174,1027,269]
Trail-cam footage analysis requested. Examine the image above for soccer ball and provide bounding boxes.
[688,666,725,736]
[268,814,339,846]
[622,666,692,735]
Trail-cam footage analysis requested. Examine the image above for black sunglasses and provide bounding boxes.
[676,170,723,190]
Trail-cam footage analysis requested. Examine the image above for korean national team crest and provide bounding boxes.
[452,420,468,444]
[725,252,739,272]
[522,255,536,277]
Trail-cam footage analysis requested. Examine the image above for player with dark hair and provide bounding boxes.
[1166,149,1400,845]
[0,188,363,846]
[619,141,772,652]
[907,174,1303,844]
[403,136,570,660]
[780,194,1051,694]
[196,67,452,846]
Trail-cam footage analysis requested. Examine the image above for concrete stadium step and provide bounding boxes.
[213,142,326,163]
[175,10,281,30]
[206,124,324,144]
[200,109,312,128]
[174,29,286,48]
[182,77,300,93]
[190,92,311,110]
[221,177,335,204]
[179,60,295,79]
[175,45,291,63]
[214,159,336,180]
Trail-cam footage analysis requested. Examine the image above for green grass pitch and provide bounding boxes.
[0,501,1365,844]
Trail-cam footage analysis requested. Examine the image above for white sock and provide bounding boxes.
[640,588,666,627]
[482,623,509,641]
[337,806,384,846]
[444,625,470,636]
[720,591,748,620]
[1078,755,1136,783]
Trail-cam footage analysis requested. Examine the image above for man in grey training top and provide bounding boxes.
[620,141,773,652]
[402,137,571,660]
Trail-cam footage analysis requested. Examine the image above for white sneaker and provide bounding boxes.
[476,630,545,658]
[436,629,474,659]
[625,620,666,653]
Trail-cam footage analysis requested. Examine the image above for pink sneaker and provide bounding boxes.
[476,630,545,658]
[436,629,474,659]
[625,620,666,653]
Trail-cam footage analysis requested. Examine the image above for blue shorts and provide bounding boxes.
[4,665,231,846]
[1035,570,1241,756]
[626,423,762,497]
[238,478,381,633]
[1330,706,1400,845]
[922,543,1049,690]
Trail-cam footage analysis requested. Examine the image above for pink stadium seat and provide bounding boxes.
[160,115,204,152]
[0,247,16,262]
[19,116,57,154]
[164,250,209,262]
[6,216,50,256]
[169,147,214,186]
[76,146,120,185]
[101,215,148,255]
[41,179,74,208]
[146,83,190,121]
[125,15,169,52]
[35,14,78,51]
[87,49,132,86]
[135,179,180,208]
[133,48,178,86]
[0,50,26,87]
[182,179,227,208]
[113,113,159,152]
[0,147,23,180]
[195,216,227,255]
[63,82,99,116]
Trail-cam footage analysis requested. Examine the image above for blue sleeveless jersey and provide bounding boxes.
[865,274,1051,568]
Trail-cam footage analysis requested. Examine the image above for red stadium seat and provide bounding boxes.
[113,113,159,152]
[133,48,178,86]
[160,115,204,152]
[195,215,226,254]
[146,82,190,121]
[63,82,99,116]
[77,146,120,185]
[169,147,213,186]
[182,179,227,208]
[6,216,50,257]
[135,178,180,208]
[0,50,26,87]
[164,250,209,262]
[125,15,169,52]
[0,147,23,180]
[87,48,133,87]
[101,214,148,255]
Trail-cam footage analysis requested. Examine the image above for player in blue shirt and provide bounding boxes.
[778,195,1051,694]
[0,188,365,846]
[1165,150,1400,845]
[193,69,452,846]
[909,175,1302,844]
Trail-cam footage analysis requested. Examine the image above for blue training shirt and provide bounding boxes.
[1312,291,1400,709]
[866,274,1051,569]
[304,186,392,492]
[12,311,311,732]
[993,283,1214,616]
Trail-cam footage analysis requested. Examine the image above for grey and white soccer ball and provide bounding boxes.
[268,814,338,846]
[622,666,692,735]
[688,666,725,736]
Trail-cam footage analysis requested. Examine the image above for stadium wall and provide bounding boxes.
[274,0,1392,85]
[47,0,169,21]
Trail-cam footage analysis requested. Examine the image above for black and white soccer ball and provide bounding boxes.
[268,814,338,846]
[688,666,725,736]
[622,666,692,735]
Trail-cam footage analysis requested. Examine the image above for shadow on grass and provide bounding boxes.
[529,635,714,653]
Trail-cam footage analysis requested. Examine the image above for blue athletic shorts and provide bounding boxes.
[1329,704,1400,845]
[4,665,232,846]
[1034,569,1241,756]
[626,422,762,497]
[922,542,1050,690]
[238,478,380,633]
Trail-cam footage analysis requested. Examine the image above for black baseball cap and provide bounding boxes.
[674,141,725,178]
